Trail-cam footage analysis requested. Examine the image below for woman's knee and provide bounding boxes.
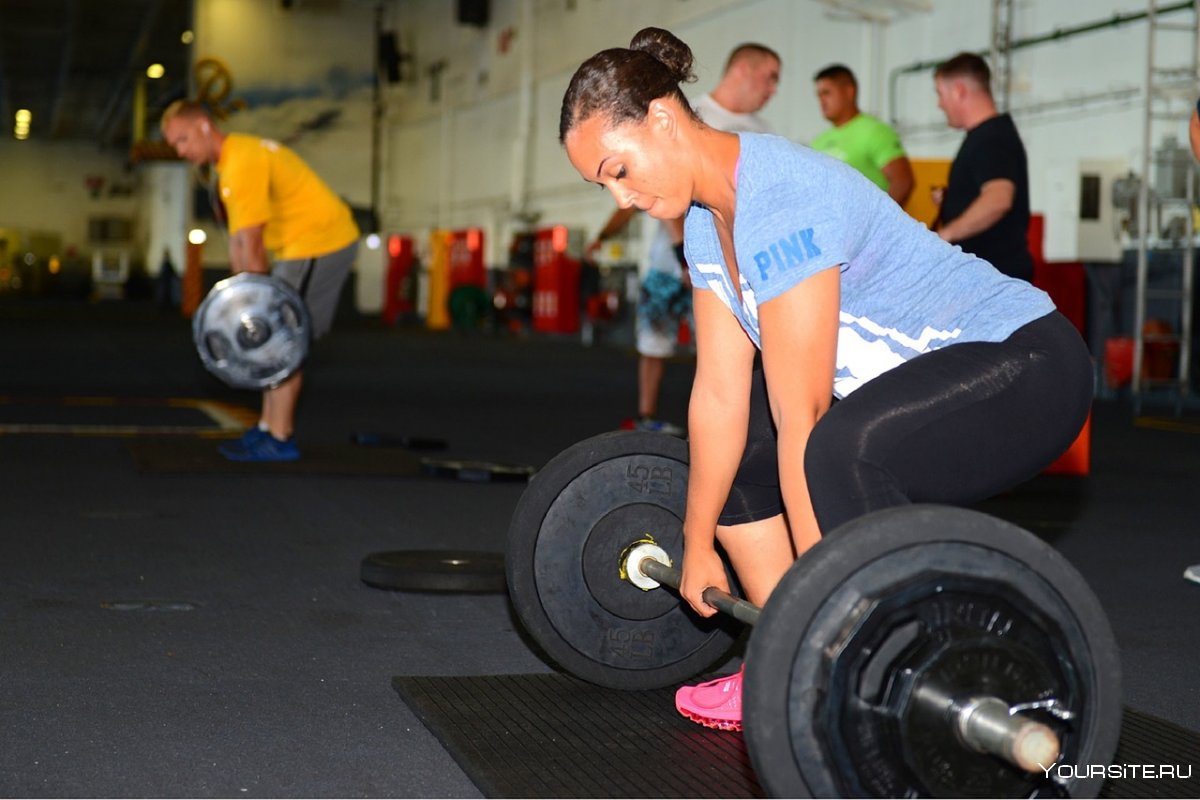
[804,414,905,532]
[803,414,857,490]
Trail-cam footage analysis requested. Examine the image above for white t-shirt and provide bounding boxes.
[642,93,772,278]
[690,93,771,135]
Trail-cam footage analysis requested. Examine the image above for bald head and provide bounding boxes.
[161,100,222,165]
[162,100,213,127]
[711,42,781,114]
[723,43,781,75]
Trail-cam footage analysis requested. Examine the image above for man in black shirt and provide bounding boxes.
[933,52,1034,282]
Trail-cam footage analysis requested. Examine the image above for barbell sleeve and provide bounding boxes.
[638,556,762,627]
[915,685,1062,774]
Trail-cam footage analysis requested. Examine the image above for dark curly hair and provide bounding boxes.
[559,27,698,143]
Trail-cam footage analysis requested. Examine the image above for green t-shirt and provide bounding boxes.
[810,113,906,191]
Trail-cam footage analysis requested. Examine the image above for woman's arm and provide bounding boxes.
[679,286,757,616]
[758,265,840,553]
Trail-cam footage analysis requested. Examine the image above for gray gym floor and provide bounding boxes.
[0,295,1197,797]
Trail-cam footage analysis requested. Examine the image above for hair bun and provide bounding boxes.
[629,27,695,84]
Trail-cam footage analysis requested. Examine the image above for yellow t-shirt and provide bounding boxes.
[217,133,359,260]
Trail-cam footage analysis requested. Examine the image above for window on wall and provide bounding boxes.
[87,216,134,243]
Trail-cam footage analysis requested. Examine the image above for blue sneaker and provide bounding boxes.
[240,425,269,446]
[219,433,300,462]
[633,417,685,437]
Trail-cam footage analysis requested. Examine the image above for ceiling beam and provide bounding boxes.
[0,5,11,127]
[47,0,79,138]
[95,0,165,145]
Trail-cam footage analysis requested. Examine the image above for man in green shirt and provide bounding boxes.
[811,64,913,206]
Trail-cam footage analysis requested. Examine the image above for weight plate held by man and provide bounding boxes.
[192,272,311,390]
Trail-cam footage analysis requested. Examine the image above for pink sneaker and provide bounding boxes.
[674,667,744,731]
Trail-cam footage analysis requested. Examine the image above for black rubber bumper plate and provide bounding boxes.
[420,458,535,483]
[361,550,506,593]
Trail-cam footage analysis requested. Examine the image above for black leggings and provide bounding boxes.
[717,311,1094,534]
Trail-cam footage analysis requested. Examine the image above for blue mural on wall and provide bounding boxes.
[236,65,375,108]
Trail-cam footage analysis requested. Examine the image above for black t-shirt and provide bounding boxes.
[941,113,1034,281]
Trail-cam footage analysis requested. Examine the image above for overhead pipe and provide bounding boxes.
[509,0,537,225]
[887,2,1196,125]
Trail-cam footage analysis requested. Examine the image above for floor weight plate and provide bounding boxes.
[360,550,506,593]
[351,432,449,451]
[421,458,535,483]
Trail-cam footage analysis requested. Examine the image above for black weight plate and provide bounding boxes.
[744,505,1121,799]
[360,550,506,593]
[506,431,741,690]
[351,432,449,451]
[421,458,535,483]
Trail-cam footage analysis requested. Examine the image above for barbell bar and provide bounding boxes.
[623,540,1061,776]
[623,541,761,625]
[505,431,1123,797]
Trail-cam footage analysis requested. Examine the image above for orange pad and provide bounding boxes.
[1043,411,1091,476]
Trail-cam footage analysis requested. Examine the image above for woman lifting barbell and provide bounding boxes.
[559,28,1092,731]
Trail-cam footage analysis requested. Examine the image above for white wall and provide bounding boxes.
[383,0,866,264]
[192,0,376,206]
[5,1,1196,289]
[377,0,1199,266]
[0,139,139,258]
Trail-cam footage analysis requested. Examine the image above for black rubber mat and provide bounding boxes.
[393,673,762,798]
[1106,708,1200,797]
[392,673,1200,799]
[126,438,425,476]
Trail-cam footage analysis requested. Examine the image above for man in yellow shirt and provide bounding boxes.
[162,100,360,461]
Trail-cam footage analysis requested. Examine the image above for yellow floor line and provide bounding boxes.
[0,424,238,438]
[1134,416,1200,434]
[170,398,258,430]
[0,396,257,438]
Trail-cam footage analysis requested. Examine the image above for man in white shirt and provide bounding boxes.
[587,42,781,435]
[691,43,780,134]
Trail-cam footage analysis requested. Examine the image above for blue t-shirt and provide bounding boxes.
[685,132,1056,398]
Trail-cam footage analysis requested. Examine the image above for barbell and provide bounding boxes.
[193,273,311,390]
[505,430,1123,798]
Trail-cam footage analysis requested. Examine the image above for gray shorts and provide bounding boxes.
[273,240,357,340]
